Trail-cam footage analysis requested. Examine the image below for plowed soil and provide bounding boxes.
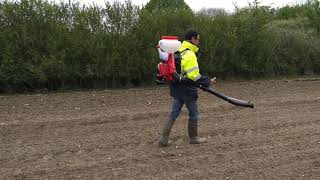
[1,78,320,179]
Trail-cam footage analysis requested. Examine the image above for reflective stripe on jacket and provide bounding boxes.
[179,41,201,81]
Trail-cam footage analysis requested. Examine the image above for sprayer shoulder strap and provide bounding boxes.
[180,48,189,56]
[174,48,189,64]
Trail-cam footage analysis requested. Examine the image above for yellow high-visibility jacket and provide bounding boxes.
[179,41,201,81]
[170,40,210,101]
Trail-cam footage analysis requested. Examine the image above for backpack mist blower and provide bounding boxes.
[156,36,254,109]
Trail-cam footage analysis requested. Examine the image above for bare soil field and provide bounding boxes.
[1,78,320,179]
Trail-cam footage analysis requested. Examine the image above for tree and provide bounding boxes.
[197,8,228,16]
[144,0,192,13]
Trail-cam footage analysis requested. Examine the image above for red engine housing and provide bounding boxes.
[158,53,176,81]
[157,36,179,82]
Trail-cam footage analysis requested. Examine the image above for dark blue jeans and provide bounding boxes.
[170,98,199,124]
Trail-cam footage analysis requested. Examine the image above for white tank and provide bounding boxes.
[158,36,181,53]
[157,48,169,61]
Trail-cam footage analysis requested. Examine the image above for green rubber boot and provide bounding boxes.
[188,121,207,144]
[158,118,175,146]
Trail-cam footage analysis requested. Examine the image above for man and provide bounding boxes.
[159,30,216,146]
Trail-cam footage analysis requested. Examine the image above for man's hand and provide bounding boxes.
[210,77,217,84]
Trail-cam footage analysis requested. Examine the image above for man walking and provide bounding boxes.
[159,30,216,146]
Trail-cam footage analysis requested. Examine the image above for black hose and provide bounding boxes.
[200,86,254,108]
[155,76,255,108]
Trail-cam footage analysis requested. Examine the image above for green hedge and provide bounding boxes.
[0,0,319,92]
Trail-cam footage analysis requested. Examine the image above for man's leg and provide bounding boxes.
[185,99,207,144]
[158,98,184,146]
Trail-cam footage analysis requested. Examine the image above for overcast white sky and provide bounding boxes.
[55,0,307,12]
